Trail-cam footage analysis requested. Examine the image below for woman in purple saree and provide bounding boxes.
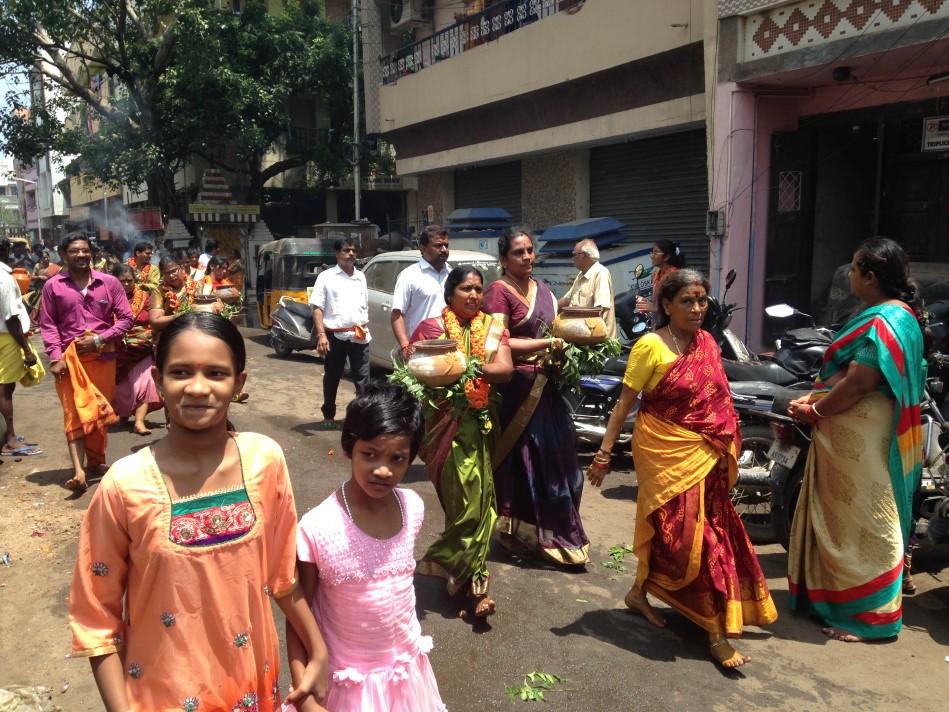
[481,229,590,566]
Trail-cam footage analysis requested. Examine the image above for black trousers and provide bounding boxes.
[321,333,370,419]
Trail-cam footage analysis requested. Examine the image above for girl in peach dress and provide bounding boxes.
[288,385,446,712]
[69,313,328,711]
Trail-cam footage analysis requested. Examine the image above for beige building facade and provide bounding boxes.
[368,0,718,269]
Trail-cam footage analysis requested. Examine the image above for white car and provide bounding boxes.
[363,249,501,369]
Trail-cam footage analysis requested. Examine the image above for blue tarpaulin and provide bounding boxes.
[539,217,627,243]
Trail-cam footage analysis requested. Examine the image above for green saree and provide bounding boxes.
[413,311,505,596]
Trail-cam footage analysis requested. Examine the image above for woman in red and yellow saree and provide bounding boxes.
[589,270,777,668]
[410,267,513,618]
[787,238,925,642]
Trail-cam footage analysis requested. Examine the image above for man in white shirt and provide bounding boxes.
[391,225,451,358]
[0,239,41,455]
[310,238,371,421]
[558,238,617,339]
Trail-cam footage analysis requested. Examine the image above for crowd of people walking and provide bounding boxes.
[0,221,926,710]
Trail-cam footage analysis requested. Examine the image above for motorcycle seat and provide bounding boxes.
[723,358,799,386]
[282,299,313,319]
[601,357,627,377]
[730,380,800,400]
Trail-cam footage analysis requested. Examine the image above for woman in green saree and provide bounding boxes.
[411,266,513,618]
[787,237,926,642]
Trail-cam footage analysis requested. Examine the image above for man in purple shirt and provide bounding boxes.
[40,233,133,492]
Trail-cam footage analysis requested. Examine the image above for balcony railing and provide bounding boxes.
[380,0,584,86]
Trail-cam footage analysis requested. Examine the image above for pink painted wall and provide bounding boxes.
[712,60,949,351]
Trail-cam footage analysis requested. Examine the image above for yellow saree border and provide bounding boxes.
[491,373,547,469]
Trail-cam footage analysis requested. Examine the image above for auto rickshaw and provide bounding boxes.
[255,238,337,328]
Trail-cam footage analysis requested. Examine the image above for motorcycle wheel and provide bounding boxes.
[271,337,293,358]
[773,460,806,551]
[732,425,778,544]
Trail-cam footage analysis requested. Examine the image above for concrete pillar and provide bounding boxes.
[326,190,339,222]
[417,171,454,226]
[521,149,589,230]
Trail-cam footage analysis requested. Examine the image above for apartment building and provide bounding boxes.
[363,0,718,270]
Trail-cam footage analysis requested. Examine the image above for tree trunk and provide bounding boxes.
[147,166,185,223]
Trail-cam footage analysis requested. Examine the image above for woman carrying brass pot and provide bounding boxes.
[411,266,513,618]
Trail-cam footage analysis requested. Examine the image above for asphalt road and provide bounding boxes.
[1,328,948,710]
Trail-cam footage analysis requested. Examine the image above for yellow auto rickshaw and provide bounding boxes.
[255,238,337,328]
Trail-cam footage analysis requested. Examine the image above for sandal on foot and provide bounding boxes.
[473,596,496,618]
[14,435,38,446]
[1,445,43,456]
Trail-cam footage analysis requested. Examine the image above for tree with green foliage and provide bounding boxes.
[0,0,352,220]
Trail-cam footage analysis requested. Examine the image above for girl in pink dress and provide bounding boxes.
[288,385,446,712]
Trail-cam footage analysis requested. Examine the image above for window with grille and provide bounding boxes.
[777,170,802,213]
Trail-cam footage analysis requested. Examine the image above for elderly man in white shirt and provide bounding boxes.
[558,238,617,339]
[310,238,371,421]
[391,225,451,357]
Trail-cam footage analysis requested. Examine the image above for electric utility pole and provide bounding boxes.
[352,0,361,221]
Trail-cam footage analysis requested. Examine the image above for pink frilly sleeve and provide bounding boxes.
[68,472,130,657]
[296,509,321,569]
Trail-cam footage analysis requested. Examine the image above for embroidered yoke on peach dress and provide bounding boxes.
[69,433,299,712]
[297,488,446,712]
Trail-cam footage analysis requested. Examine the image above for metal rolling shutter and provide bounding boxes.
[454,161,522,224]
[590,129,709,275]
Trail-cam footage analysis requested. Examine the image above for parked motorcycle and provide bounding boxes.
[270,296,318,358]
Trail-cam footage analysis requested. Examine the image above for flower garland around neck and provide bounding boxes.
[128,257,152,283]
[442,307,492,431]
[389,308,496,435]
[129,285,147,318]
[162,277,207,314]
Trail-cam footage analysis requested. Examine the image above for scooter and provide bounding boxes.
[270,296,318,358]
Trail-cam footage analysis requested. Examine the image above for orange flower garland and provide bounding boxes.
[129,285,147,318]
[128,257,153,284]
[442,307,490,411]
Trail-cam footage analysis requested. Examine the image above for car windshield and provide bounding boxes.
[281,256,335,289]
[456,261,502,287]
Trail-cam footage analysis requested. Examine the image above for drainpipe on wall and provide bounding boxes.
[744,91,759,342]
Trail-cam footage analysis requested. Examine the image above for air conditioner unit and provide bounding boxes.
[390,0,431,31]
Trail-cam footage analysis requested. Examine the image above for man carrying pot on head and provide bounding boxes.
[310,238,371,422]
[391,225,451,360]
[558,238,616,339]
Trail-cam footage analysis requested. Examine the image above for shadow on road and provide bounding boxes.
[26,467,102,501]
[402,463,429,485]
[291,420,342,437]
[550,607,747,679]
[414,574,494,634]
[601,483,637,501]
[903,585,949,646]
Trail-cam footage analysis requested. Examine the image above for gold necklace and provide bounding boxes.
[503,275,530,298]
[667,326,688,355]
